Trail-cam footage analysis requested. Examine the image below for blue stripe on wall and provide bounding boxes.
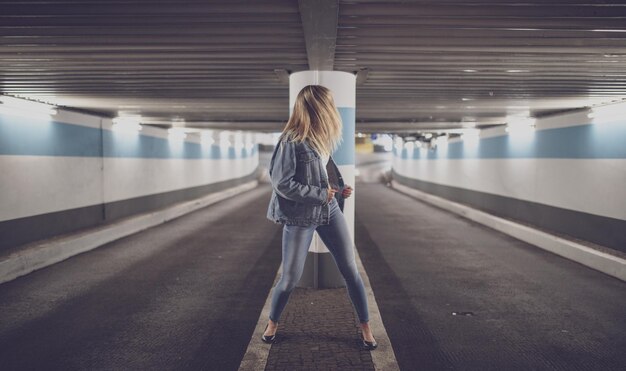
[333,107,355,165]
[103,130,256,159]
[0,114,102,157]
[0,113,257,159]
[394,121,626,160]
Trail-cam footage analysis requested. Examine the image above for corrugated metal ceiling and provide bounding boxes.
[1,0,625,133]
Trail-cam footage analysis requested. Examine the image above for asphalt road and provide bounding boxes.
[0,185,283,371]
[354,181,626,371]
[1,181,624,371]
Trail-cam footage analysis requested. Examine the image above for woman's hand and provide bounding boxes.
[342,184,353,199]
[327,184,338,203]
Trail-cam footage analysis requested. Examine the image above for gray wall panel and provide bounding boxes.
[392,169,626,253]
[0,166,260,253]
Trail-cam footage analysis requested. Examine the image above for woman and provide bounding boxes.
[263,85,377,350]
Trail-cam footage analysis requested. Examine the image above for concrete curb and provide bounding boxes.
[0,180,259,285]
[353,238,401,370]
[391,180,626,282]
[238,255,282,371]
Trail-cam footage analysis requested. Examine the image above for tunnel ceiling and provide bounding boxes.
[1,0,625,133]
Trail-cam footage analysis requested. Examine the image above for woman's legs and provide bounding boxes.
[315,198,370,325]
[268,223,316,324]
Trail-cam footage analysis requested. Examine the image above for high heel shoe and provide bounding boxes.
[261,323,276,344]
[360,334,378,350]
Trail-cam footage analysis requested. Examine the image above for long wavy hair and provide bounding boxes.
[279,85,343,158]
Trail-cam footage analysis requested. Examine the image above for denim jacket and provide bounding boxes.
[266,137,345,226]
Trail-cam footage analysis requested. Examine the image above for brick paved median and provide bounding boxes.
[264,286,376,371]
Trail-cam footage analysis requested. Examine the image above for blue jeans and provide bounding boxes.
[269,197,370,324]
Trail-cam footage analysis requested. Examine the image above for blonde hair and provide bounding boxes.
[279,85,343,158]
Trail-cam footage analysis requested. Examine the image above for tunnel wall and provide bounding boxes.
[392,110,626,252]
[0,109,259,252]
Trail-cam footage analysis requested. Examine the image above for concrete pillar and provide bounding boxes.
[289,70,356,288]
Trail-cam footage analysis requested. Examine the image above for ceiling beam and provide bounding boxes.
[298,0,339,71]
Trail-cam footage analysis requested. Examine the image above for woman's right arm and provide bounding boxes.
[270,140,330,205]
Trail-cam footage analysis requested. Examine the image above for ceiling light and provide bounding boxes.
[220,131,232,147]
[0,95,58,117]
[587,103,626,122]
[505,123,535,134]
[168,127,187,139]
[505,115,536,134]
[112,115,142,124]
[234,131,245,151]
[394,136,404,151]
[112,115,142,132]
[460,129,480,142]
[463,69,477,73]
[201,131,215,145]
[112,123,142,132]
[506,69,529,73]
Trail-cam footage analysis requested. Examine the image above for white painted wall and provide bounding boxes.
[0,108,259,223]
[392,108,626,223]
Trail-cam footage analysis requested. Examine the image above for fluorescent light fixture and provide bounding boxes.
[112,122,142,132]
[234,131,244,151]
[220,131,232,148]
[168,127,187,139]
[373,133,394,151]
[245,132,255,151]
[505,123,536,134]
[587,103,626,122]
[461,98,473,101]
[591,29,626,32]
[505,115,536,134]
[0,95,58,118]
[394,136,404,152]
[112,115,142,132]
[463,69,477,73]
[506,69,529,73]
[201,130,215,145]
[433,134,449,150]
[460,129,480,142]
